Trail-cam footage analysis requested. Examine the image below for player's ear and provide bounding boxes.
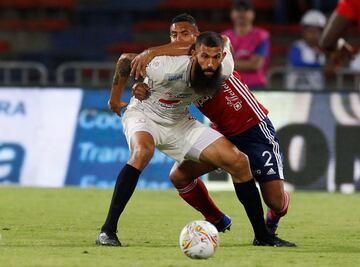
[221,51,226,61]
[191,49,196,58]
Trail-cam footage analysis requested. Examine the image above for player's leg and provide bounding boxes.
[256,118,290,234]
[179,119,294,246]
[198,137,275,243]
[229,117,291,235]
[259,180,289,234]
[169,161,232,232]
[97,111,156,246]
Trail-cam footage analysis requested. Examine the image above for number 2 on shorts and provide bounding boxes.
[262,151,273,167]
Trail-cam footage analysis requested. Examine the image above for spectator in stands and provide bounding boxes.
[286,10,327,90]
[222,0,270,89]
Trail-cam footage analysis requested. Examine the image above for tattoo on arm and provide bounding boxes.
[112,58,131,86]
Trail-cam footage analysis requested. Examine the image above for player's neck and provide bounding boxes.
[234,24,253,36]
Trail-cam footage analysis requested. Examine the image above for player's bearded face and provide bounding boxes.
[191,60,223,96]
[191,45,224,96]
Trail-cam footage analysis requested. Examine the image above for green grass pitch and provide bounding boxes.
[0,187,359,267]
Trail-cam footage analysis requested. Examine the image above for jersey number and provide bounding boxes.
[262,151,273,167]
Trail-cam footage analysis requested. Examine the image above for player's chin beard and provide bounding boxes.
[191,62,222,96]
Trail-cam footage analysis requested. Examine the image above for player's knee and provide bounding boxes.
[169,168,179,182]
[226,152,250,174]
[130,144,154,169]
[225,152,253,183]
[169,168,192,188]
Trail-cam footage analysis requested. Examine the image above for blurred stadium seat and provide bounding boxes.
[0,0,358,88]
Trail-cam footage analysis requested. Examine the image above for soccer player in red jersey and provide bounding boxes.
[131,14,295,246]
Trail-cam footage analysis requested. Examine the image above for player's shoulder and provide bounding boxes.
[224,71,247,87]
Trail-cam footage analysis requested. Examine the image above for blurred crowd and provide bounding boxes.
[225,0,359,90]
[0,0,359,90]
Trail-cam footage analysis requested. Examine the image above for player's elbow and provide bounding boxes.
[116,56,132,77]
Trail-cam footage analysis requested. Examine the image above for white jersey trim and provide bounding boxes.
[228,75,266,121]
[258,120,284,179]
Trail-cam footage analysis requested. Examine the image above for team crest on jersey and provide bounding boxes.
[150,59,161,69]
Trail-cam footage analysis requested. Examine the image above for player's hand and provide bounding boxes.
[131,50,154,80]
[132,82,151,101]
[108,99,128,117]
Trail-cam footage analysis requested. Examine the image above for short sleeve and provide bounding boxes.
[221,39,234,79]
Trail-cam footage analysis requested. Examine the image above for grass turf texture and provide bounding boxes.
[0,187,359,267]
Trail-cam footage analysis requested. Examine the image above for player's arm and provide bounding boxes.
[320,9,353,51]
[131,42,193,80]
[108,53,137,116]
[319,6,354,67]
[220,36,235,79]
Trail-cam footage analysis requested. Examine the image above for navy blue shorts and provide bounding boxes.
[227,117,284,183]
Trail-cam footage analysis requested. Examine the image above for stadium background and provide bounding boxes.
[0,0,359,193]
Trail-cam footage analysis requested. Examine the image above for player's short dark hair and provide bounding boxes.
[195,31,224,50]
[233,0,253,11]
[171,13,198,30]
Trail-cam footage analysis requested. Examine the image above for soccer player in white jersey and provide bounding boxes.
[131,14,295,247]
[96,32,284,247]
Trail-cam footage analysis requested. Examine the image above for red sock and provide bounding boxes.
[176,178,224,223]
[268,191,290,220]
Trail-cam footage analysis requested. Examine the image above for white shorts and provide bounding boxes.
[122,110,223,162]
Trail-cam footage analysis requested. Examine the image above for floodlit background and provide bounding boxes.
[0,0,359,192]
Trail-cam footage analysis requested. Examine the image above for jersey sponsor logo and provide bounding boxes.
[165,92,191,99]
[266,168,277,175]
[195,95,212,108]
[167,73,183,81]
[223,83,243,111]
[233,102,242,111]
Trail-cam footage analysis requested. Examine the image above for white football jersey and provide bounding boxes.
[126,45,234,125]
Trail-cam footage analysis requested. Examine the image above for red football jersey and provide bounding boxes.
[336,0,360,33]
[194,71,268,137]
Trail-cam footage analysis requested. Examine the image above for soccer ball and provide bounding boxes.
[179,220,220,259]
